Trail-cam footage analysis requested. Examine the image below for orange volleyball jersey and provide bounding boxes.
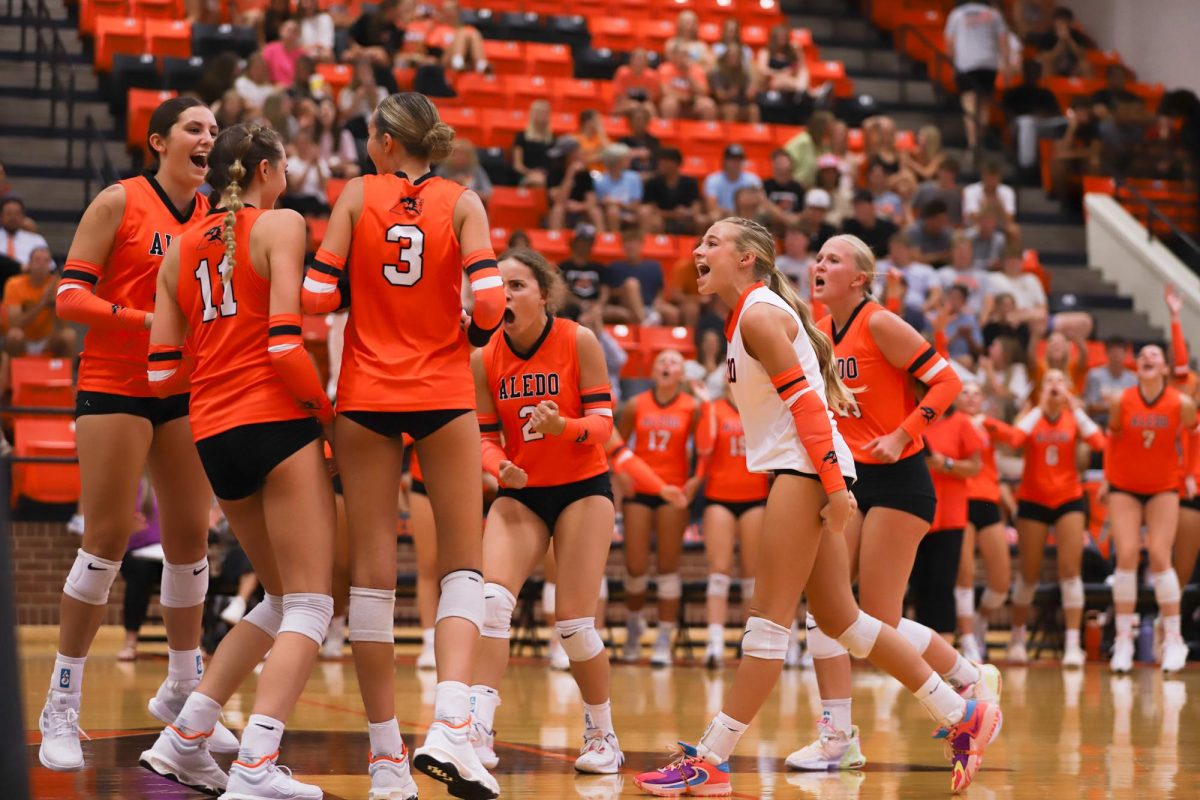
[924,412,982,531]
[630,389,696,488]
[482,317,609,487]
[78,176,209,396]
[1010,407,1101,506]
[965,416,1001,504]
[337,172,474,412]
[1105,385,1185,494]
[175,209,308,440]
[699,399,769,502]
[817,300,923,463]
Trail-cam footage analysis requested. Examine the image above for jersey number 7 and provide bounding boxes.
[384,224,425,287]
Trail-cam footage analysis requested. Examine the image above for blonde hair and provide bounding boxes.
[918,124,941,159]
[373,92,455,163]
[720,217,854,415]
[525,99,553,142]
[207,122,283,281]
[822,233,877,299]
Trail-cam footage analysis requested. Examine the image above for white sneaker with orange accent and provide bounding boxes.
[223,754,323,800]
[368,745,419,800]
[413,718,499,799]
[139,724,228,796]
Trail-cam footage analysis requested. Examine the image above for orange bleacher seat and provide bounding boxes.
[680,153,718,179]
[847,127,864,152]
[454,72,503,109]
[678,120,729,161]
[507,74,553,108]
[893,9,943,65]
[742,25,768,48]
[80,0,128,36]
[605,323,645,378]
[127,88,176,152]
[1083,176,1115,196]
[647,117,680,147]
[12,419,80,505]
[483,40,527,76]
[642,19,675,51]
[1085,50,1123,71]
[790,27,813,52]
[591,232,623,262]
[697,22,721,44]
[552,78,610,116]
[316,63,353,98]
[742,0,784,27]
[144,19,191,60]
[526,43,573,79]
[527,228,570,262]
[641,325,696,360]
[488,186,547,230]
[1042,76,1104,111]
[550,112,577,136]
[727,122,775,161]
[132,0,180,21]
[10,357,74,411]
[483,108,529,149]
[325,177,348,208]
[809,60,852,98]
[895,129,915,152]
[591,17,636,52]
[489,226,510,252]
[600,113,631,139]
[306,217,328,248]
[439,106,488,145]
[95,15,145,71]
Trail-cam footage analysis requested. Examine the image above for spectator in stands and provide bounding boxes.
[703,144,761,218]
[507,230,531,249]
[783,110,833,187]
[313,99,362,178]
[559,223,623,321]
[757,24,811,102]
[235,52,277,110]
[290,56,323,103]
[1092,65,1154,153]
[939,284,984,362]
[262,20,305,86]
[1036,7,1091,79]
[0,198,49,286]
[576,109,610,170]
[115,477,162,662]
[338,57,388,138]
[195,51,241,105]
[966,203,1006,269]
[977,333,1031,419]
[827,119,861,186]
[685,328,728,400]
[284,128,333,216]
[877,233,939,311]
[1084,336,1136,425]
[901,125,945,185]
[436,139,493,204]
[3,247,74,358]
[212,90,249,131]
[295,0,335,62]
[812,154,852,227]
[1013,0,1056,47]
[867,162,904,224]
[709,47,760,123]
[345,0,405,92]
[611,227,678,325]
[641,147,703,235]
[1052,98,1102,207]
[983,247,1047,326]
[980,291,1029,350]
[594,144,643,232]
[775,223,813,293]
[257,0,292,44]
[1002,60,1064,174]
[912,156,964,226]
[1030,328,1092,396]
[939,232,991,312]
[944,0,1009,154]
[869,116,915,197]
[762,149,806,227]
[733,185,776,232]
[963,156,1017,232]
[429,0,488,73]
[907,198,954,266]
[713,19,753,70]
[546,136,603,231]
[667,10,712,68]
[513,100,554,188]
[621,106,660,177]
[659,41,718,121]
[842,189,899,258]
[613,49,662,117]
[261,91,299,141]
[798,188,836,253]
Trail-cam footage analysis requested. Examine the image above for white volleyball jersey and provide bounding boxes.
[725,284,855,479]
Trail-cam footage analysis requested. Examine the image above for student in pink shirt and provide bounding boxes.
[262,20,305,86]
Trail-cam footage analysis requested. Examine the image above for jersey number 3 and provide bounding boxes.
[384,224,425,287]
[196,256,238,322]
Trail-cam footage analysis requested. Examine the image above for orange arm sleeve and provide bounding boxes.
[1172,317,1191,383]
[983,416,1028,448]
[559,384,615,444]
[301,249,347,315]
[56,259,149,332]
[1184,425,1199,477]
[606,437,668,495]
[464,249,504,347]
[267,314,334,425]
[900,344,963,443]
[772,366,846,494]
[146,343,189,398]
[479,412,505,478]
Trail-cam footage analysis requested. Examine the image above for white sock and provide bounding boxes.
[168,648,204,683]
[1064,628,1081,651]
[367,717,404,758]
[1115,613,1135,639]
[239,714,284,763]
[822,697,852,734]
[421,628,435,648]
[582,699,614,736]
[914,672,964,728]
[470,685,500,731]
[175,691,222,737]
[959,632,980,652]
[328,615,346,639]
[627,610,643,627]
[1163,614,1182,638]
[50,653,86,695]
[1011,625,1027,645]
[943,654,982,691]
[707,623,724,645]
[697,711,747,764]
[434,680,471,725]
[658,621,676,641]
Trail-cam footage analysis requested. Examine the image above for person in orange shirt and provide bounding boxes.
[39,98,232,772]
[138,122,338,799]
[983,369,1106,666]
[301,91,505,799]
[1029,328,1089,396]
[612,48,662,116]
[1165,285,1200,620]
[618,349,700,667]
[3,246,75,357]
[1103,345,1197,674]
[658,40,718,121]
[695,383,769,668]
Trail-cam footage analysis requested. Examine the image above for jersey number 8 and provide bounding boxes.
[384,224,425,287]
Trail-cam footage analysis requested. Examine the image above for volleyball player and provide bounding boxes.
[138,122,336,799]
[1104,345,1196,673]
[405,449,441,670]
[788,235,998,772]
[40,98,237,771]
[635,221,1001,797]
[1166,287,1200,647]
[618,349,700,667]
[983,370,1106,666]
[696,383,768,667]
[955,381,1013,661]
[301,91,505,798]
[468,248,625,778]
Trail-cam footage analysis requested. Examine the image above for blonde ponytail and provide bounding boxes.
[222,158,245,282]
[207,122,285,283]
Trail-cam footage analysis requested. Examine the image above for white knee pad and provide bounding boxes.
[706,573,731,599]
[656,573,682,601]
[63,549,120,606]
[980,587,1007,612]
[741,616,790,660]
[897,618,934,655]
[805,613,848,660]
[625,573,648,596]
[740,578,755,601]
[1012,574,1036,607]
[436,569,485,632]
[1111,569,1138,605]
[835,611,883,659]
[160,557,210,608]
[278,593,335,646]
[556,617,605,661]
[541,582,556,616]
[954,586,975,620]
[1059,576,1084,610]
[1152,570,1182,607]
[482,583,516,640]
[598,576,609,601]
[243,593,284,638]
[348,586,396,643]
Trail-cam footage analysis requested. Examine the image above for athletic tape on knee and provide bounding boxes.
[741,578,755,601]
[980,587,1007,611]
[159,557,210,609]
[805,613,848,660]
[348,586,396,643]
[482,582,516,640]
[741,616,790,660]
[1152,570,1182,607]
[954,587,975,620]
[706,573,731,599]
[1012,574,1036,607]
[279,593,334,645]
[897,618,934,655]
[1111,569,1138,606]
[835,611,883,659]
[656,573,682,600]
[63,548,120,606]
[598,576,609,600]
[437,569,485,631]
[556,617,605,661]
[243,593,284,638]
[625,573,648,596]
[541,582,556,616]
[1059,576,1084,610]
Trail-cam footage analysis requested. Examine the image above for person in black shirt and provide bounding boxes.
[762,148,805,230]
[798,188,836,253]
[640,147,704,235]
[345,0,404,92]
[620,106,661,177]
[513,99,554,187]
[547,136,604,230]
[559,223,628,322]
[841,189,898,258]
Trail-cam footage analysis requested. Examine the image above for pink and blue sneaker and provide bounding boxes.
[932,700,1003,794]
[634,742,732,797]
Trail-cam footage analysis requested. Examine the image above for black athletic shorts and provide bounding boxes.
[1181,493,1200,513]
[75,390,189,427]
[498,472,613,532]
[956,68,997,97]
[331,473,343,495]
[1108,485,1178,506]
[411,478,427,497]
[851,453,937,525]
[341,408,471,441]
[1017,496,1087,526]
[626,492,666,510]
[704,496,767,518]
[967,499,1002,530]
[196,418,322,501]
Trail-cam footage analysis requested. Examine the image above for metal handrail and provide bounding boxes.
[82,113,120,204]
[1111,173,1200,261]
[18,0,76,154]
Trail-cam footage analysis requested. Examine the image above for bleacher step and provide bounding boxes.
[8,94,113,128]
[0,58,98,91]
[788,13,879,45]
[820,44,906,74]
[851,75,936,106]
[1020,222,1086,254]
[8,175,98,214]
[0,24,82,52]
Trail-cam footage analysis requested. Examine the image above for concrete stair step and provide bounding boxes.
[1020,223,1086,254]
[851,75,937,106]
[8,175,97,213]
[1044,266,1115,295]
[30,220,80,256]
[11,95,113,128]
[0,58,99,91]
[0,24,82,52]
[791,13,879,44]
[0,134,127,171]
[821,45,906,74]
[1089,308,1159,341]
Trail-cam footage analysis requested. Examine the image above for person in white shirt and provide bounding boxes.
[875,232,940,314]
[936,232,990,314]
[0,197,51,276]
[983,248,1046,320]
[234,53,276,110]
[944,1,1009,153]
[962,157,1017,236]
[295,0,335,61]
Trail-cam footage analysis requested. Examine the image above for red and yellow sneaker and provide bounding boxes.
[945,700,1003,794]
[633,743,732,797]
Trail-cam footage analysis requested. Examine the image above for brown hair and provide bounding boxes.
[373,92,455,163]
[499,247,565,314]
[146,96,207,167]
[719,217,854,415]
[207,122,284,279]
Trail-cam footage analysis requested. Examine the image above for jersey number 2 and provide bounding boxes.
[518,405,544,443]
[196,256,238,322]
[384,224,425,287]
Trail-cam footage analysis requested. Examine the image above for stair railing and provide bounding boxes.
[1111,174,1200,269]
[81,113,120,204]
[18,0,77,156]
[895,22,984,165]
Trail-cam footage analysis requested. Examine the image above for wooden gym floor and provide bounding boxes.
[20,627,1200,799]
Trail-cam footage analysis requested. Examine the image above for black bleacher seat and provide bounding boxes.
[546,14,589,52]
[479,146,518,187]
[105,53,161,113]
[191,23,258,59]
[162,56,205,93]
[575,47,626,80]
[461,7,501,39]
[499,11,544,43]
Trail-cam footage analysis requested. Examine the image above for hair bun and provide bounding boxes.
[423,121,456,164]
